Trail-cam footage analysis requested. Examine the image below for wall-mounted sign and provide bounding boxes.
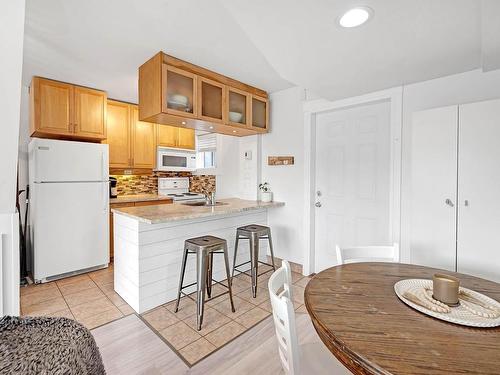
[268,156,294,166]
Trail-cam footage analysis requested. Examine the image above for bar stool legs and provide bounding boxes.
[174,248,189,313]
[250,233,259,297]
[196,250,208,330]
[174,235,235,331]
[222,242,236,313]
[232,225,277,298]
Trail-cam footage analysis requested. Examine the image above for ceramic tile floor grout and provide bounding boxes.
[139,270,310,365]
[20,264,311,348]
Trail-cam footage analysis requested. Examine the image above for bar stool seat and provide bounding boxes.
[232,224,276,298]
[174,235,235,330]
[238,224,270,236]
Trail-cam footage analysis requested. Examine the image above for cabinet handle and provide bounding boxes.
[445,198,454,207]
[464,200,469,207]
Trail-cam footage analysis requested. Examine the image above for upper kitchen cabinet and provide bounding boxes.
[227,87,250,127]
[157,124,179,148]
[177,128,195,150]
[30,77,107,141]
[106,100,157,172]
[251,95,269,131]
[74,86,107,139]
[139,52,269,136]
[163,65,197,118]
[106,100,131,168]
[130,105,156,169]
[157,124,195,150]
[198,77,225,123]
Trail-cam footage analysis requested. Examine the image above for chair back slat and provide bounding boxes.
[268,261,300,375]
[336,243,400,265]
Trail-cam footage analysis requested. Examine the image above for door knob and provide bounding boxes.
[445,198,454,207]
[315,202,322,208]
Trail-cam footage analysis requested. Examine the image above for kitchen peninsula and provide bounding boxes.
[112,198,284,313]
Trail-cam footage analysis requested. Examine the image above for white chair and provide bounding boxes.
[335,243,400,265]
[268,261,350,375]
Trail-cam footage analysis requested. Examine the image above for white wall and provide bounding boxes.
[261,87,306,265]
[255,68,500,271]
[0,0,26,316]
[400,68,500,262]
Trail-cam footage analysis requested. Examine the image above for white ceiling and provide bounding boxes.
[23,0,500,102]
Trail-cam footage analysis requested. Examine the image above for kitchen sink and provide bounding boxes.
[181,201,228,207]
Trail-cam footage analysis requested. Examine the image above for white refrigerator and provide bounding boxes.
[29,138,109,283]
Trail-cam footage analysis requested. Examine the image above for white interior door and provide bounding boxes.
[457,99,500,282]
[410,106,458,271]
[314,101,391,272]
[33,182,109,281]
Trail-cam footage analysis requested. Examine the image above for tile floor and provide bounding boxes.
[141,265,311,365]
[19,262,311,366]
[20,264,134,329]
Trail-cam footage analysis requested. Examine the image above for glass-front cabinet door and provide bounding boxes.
[198,77,225,123]
[162,65,197,118]
[227,87,250,127]
[251,95,268,130]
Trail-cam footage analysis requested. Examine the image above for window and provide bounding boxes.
[196,132,216,169]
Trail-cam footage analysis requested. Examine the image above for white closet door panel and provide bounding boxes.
[410,106,458,271]
[457,99,500,282]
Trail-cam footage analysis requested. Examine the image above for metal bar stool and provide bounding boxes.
[232,224,276,298]
[174,235,235,330]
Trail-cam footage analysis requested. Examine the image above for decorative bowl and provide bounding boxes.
[229,111,243,123]
[169,94,188,106]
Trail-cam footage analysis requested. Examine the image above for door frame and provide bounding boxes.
[302,87,403,275]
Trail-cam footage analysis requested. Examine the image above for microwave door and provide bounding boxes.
[162,154,187,168]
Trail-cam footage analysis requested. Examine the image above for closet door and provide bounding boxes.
[457,99,500,282]
[410,106,458,271]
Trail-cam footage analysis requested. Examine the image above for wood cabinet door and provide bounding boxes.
[162,65,198,119]
[226,86,250,127]
[32,77,73,135]
[106,100,131,168]
[74,86,107,139]
[177,128,196,150]
[198,77,225,123]
[131,105,156,168]
[157,124,179,148]
[250,95,269,131]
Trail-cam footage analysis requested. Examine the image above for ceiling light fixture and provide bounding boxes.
[181,121,186,125]
[338,7,372,28]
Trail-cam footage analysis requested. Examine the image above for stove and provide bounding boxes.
[158,177,206,202]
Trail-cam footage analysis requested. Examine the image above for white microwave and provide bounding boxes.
[157,147,197,171]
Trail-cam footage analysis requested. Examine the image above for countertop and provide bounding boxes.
[109,194,173,204]
[111,198,284,224]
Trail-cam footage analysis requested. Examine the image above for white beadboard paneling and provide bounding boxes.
[114,210,270,313]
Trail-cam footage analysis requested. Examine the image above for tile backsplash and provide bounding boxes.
[112,172,216,195]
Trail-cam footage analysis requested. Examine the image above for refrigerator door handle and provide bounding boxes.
[103,182,109,213]
[101,151,106,181]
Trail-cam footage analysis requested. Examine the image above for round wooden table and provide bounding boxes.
[304,263,500,375]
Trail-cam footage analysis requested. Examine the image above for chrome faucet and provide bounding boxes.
[205,192,216,206]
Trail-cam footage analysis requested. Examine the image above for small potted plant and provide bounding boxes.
[259,182,273,202]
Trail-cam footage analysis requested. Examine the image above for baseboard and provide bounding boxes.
[267,255,305,275]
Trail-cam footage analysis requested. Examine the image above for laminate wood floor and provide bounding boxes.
[92,311,323,375]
